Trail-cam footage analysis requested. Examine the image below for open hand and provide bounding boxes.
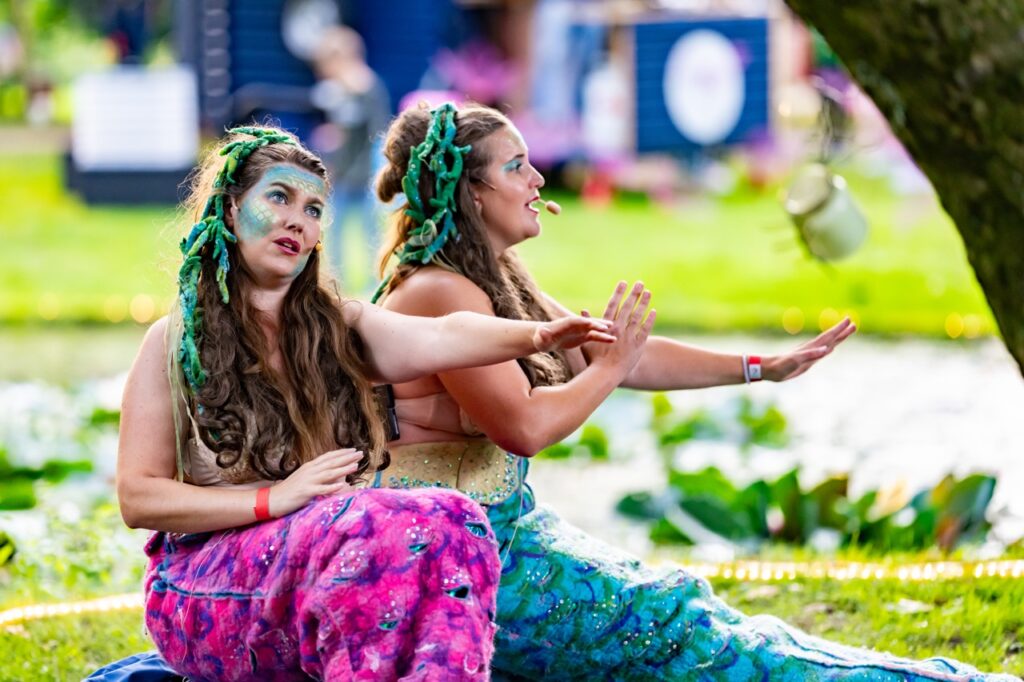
[268,447,363,518]
[583,281,657,376]
[763,317,856,382]
[533,314,615,353]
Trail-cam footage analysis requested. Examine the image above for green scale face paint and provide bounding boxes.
[233,165,327,279]
[235,166,327,241]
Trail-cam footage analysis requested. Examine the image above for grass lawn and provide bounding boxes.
[1,153,994,336]
[3,570,1021,680]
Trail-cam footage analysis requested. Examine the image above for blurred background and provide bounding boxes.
[1,0,1023,676]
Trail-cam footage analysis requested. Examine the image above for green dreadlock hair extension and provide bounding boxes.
[177,126,296,392]
[372,103,470,302]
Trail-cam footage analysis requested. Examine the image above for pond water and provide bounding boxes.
[1,325,1022,558]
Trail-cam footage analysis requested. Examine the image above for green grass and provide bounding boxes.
[714,575,1024,675]
[520,181,993,336]
[0,152,994,336]
[2,610,152,681]
[2,572,1020,680]
[0,154,177,322]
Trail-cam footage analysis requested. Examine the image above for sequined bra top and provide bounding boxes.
[381,390,524,506]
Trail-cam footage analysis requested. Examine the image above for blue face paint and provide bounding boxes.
[234,165,326,281]
[501,158,523,173]
[235,166,326,242]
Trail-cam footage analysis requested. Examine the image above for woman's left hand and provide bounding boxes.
[533,315,615,353]
[762,317,856,382]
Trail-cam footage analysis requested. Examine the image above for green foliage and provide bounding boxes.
[87,407,121,427]
[620,395,997,552]
[737,396,788,448]
[0,449,93,511]
[652,393,789,451]
[0,530,15,566]
[0,502,147,607]
[620,465,997,553]
[538,423,610,460]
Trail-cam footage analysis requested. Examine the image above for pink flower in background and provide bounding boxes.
[432,40,519,105]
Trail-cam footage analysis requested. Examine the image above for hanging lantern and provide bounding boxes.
[783,163,868,261]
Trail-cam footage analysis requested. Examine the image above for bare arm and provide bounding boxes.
[116,317,266,532]
[384,272,654,456]
[117,318,360,533]
[548,292,856,390]
[342,295,613,385]
[617,321,856,389]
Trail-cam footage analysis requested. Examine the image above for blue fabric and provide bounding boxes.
[484,461,1014,681]
[83,651,181,681]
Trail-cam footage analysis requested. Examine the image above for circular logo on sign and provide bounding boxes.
[663,29,745,145]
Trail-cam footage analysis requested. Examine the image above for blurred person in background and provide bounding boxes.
[310,25,391,292]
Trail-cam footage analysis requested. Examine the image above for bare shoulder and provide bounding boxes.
[388,268,494,316]
[123,316,173,408]
[138,316,170,365]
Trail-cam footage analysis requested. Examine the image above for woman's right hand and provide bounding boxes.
[584,281,656,377]
[268,447,363,518]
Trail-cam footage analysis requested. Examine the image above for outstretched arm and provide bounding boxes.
[343,298,614,385]
[549,290,856,390]
[383,272,655,456]
[617,318,855,389]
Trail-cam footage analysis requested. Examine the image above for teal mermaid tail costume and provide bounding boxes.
[480,460,1013,681]
[362,103,1013,680]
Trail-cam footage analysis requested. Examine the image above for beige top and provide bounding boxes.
[178,389,483,489]
[180,420,267,489]
[392,391,485,444]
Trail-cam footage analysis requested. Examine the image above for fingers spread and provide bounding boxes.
[615,282,645,325]
[628,291,652,329]
[603,281,628,319]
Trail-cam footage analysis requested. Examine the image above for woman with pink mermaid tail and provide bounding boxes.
[105,125,612,681]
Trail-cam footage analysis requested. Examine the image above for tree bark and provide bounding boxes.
[783,0,1024,376]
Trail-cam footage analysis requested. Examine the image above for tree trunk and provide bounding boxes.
[783,0,1024,376]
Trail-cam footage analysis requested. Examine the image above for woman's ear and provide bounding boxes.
[226,196,239,230]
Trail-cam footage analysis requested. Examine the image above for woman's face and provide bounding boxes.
[472,126,546,253]
[229,163,327,286]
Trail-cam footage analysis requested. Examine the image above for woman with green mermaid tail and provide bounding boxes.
[369,101,1015,681]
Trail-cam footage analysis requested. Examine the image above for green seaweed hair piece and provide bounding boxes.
[372,103,471,303]
[176,127,296,392]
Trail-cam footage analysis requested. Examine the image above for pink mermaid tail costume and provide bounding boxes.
[144,488,499,681]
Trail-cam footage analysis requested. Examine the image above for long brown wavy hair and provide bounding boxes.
[176,128,387,481]
[375,103,572,387]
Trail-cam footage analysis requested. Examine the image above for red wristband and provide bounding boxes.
[254,487,273,521]
[748,355,763,382]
